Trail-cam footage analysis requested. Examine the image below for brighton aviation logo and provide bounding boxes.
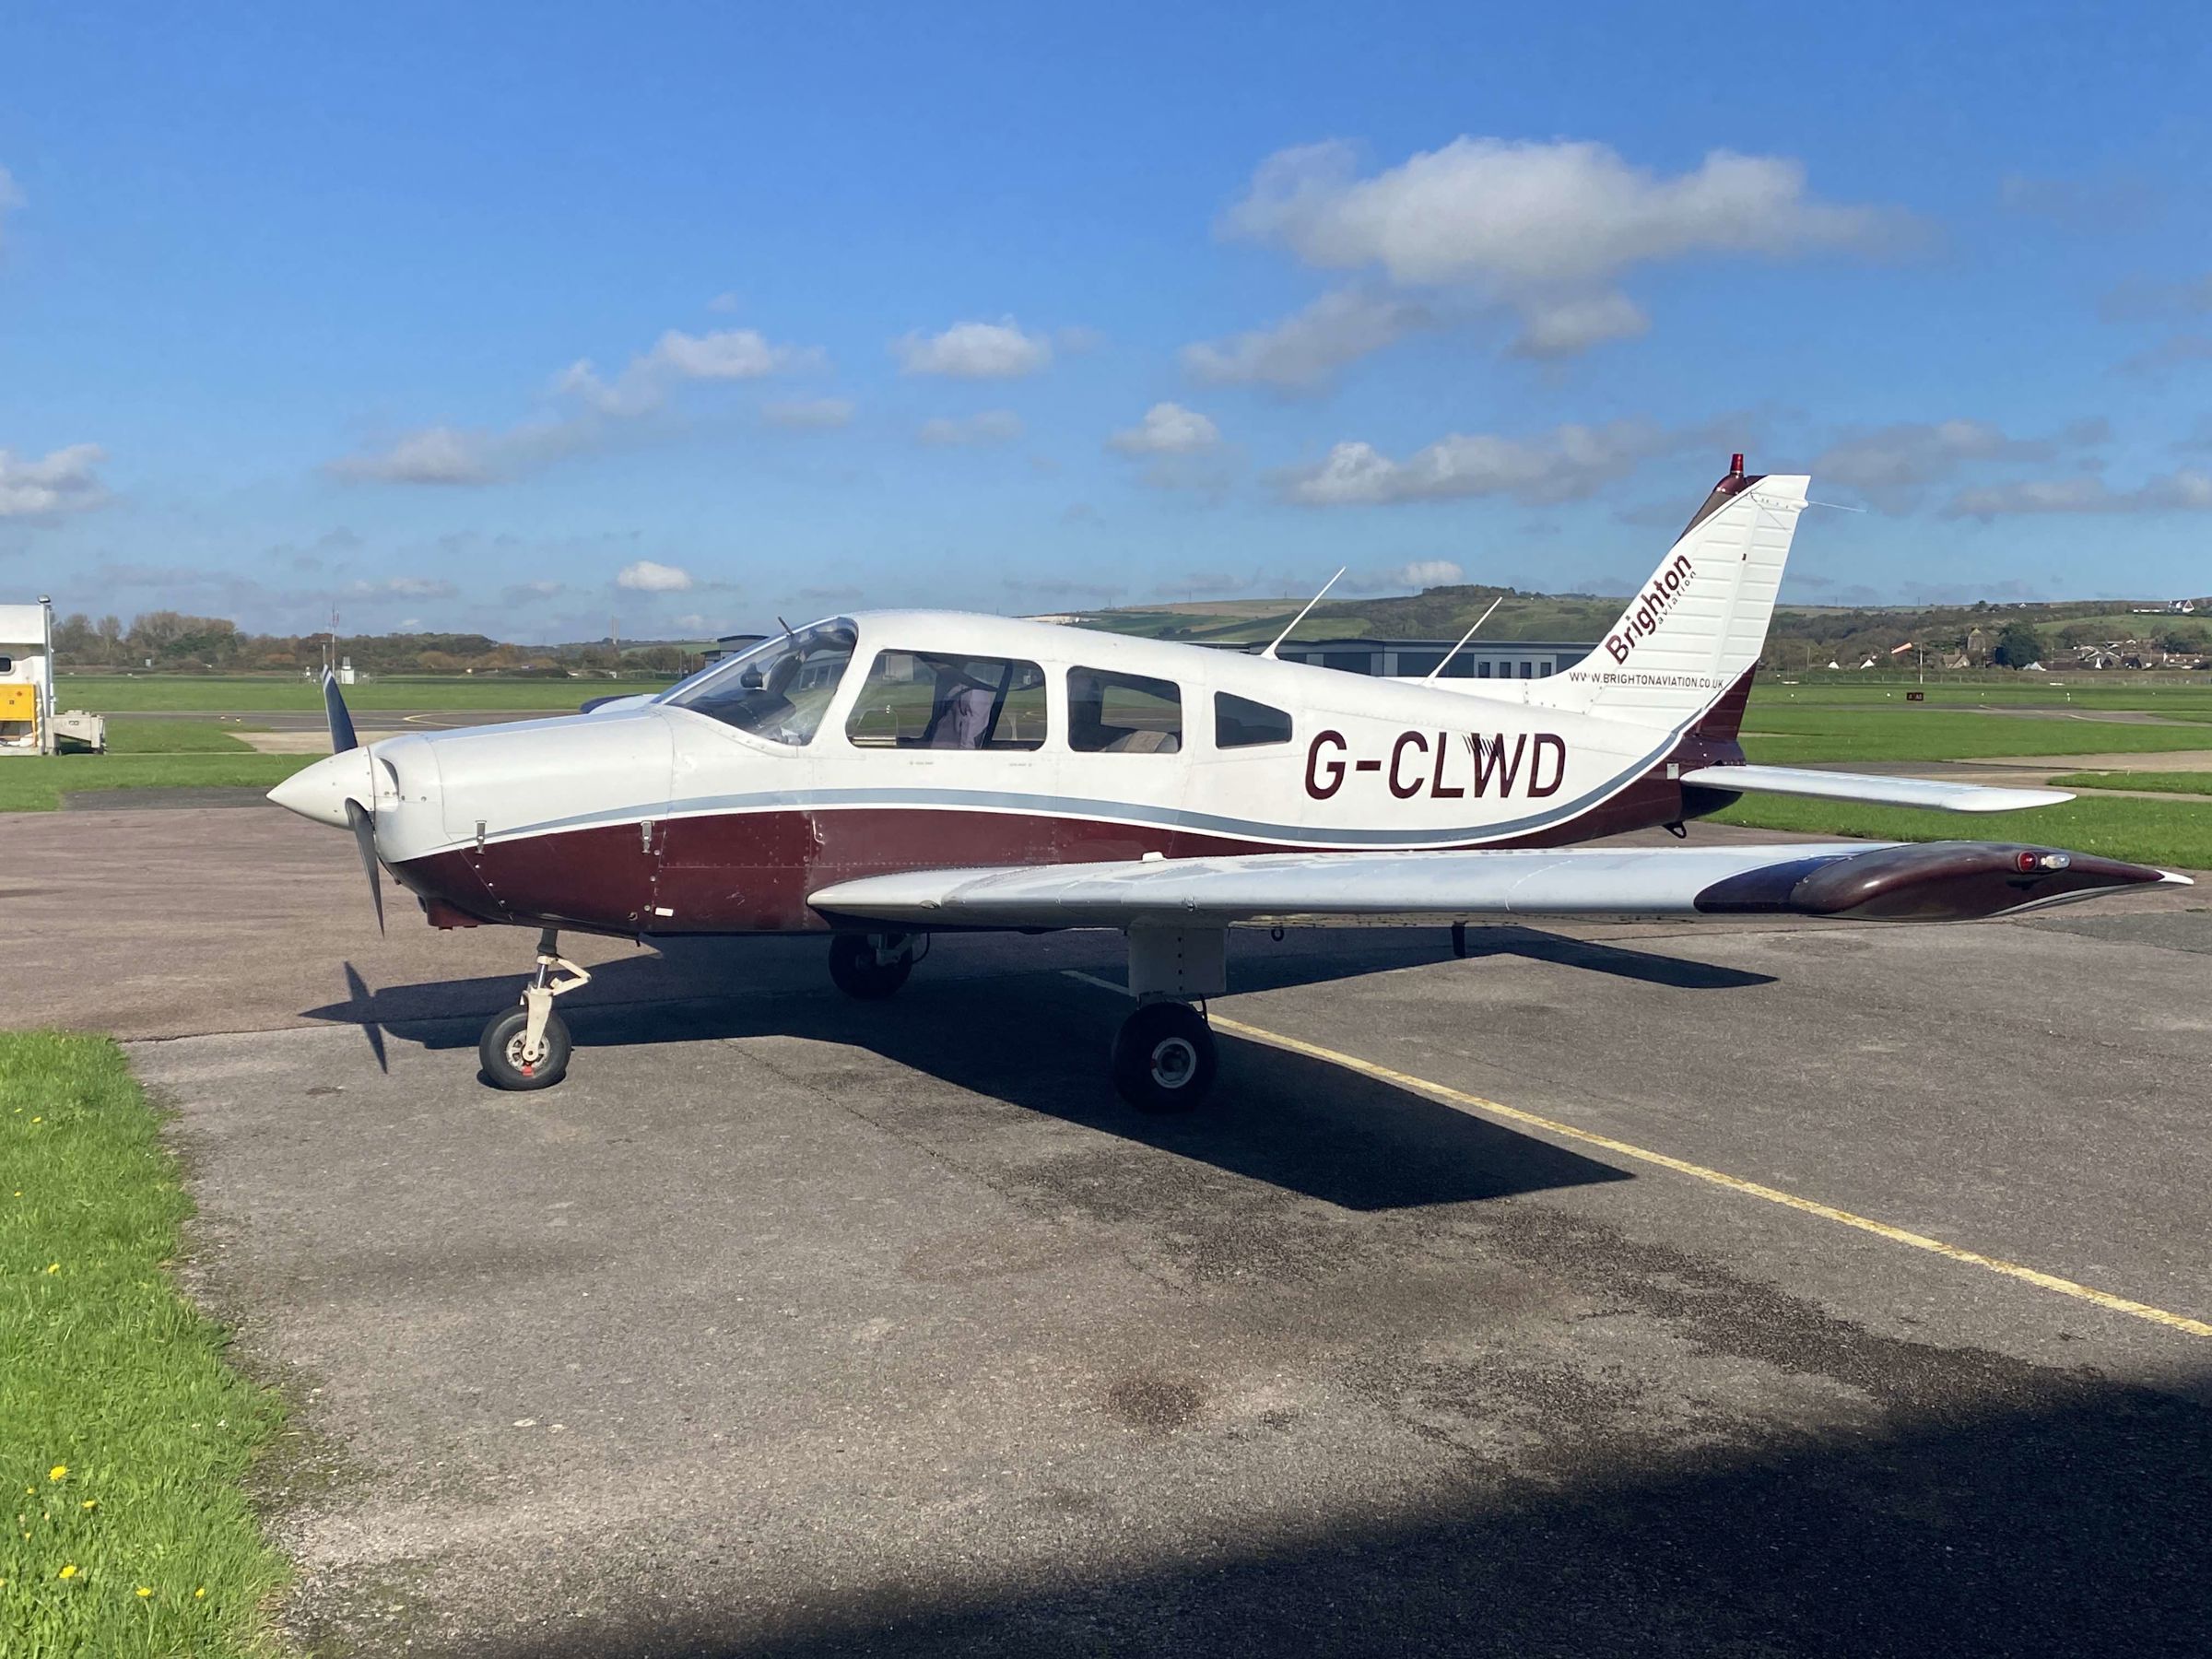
[1606,552,1697,664]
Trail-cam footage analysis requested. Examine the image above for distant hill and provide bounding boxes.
[1055,588,2212,668]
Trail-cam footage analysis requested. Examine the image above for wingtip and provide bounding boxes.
[2159,870,2195,887]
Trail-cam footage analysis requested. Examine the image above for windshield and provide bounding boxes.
[660,619,858,746]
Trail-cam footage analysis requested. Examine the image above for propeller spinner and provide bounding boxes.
[266,671,384,933]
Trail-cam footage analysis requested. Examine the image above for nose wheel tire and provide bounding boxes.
[829,934,914,1000]
[1110,1001,1218,1112]
[479,1006,572,1090]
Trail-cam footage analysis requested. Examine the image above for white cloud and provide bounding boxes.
[1943,469,2212,518]
[617,559,695,592]
[1815,418,2107,511]
[2119,333,2212,377]
[2000,173,2156,233]
[2098,272,2212,323]
[0,442,107,517]
[645,327,824,381]
[1280,419,1695,507]
[330,426,497,486]
[894,318,1053,379]
[763,397,855,429]
[347,575,458,600]
[335,319,828,485]
[1392,559,1464,587]
[707,291,743,313]
[1182,289,1431,390]
[1220,136,1908,359]
[916,410,1024,446]
[1107,402,1221,456]
[1508,292,1650,359]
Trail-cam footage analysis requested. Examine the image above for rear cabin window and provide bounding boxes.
[1069,667,1182,754]
[0,656,11,673]
[1215,692,1291,748]
[845,652,1047,750]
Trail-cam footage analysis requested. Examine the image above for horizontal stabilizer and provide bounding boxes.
[1680,763,2072,814]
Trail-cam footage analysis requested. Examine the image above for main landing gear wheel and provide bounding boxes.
[829,933,914,1000]
[1111,1000,1218,1113]
[479,1006,571,1090]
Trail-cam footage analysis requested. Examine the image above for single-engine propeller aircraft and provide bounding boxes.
[271,458,2187,1107]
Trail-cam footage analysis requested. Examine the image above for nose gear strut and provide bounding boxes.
[478,928,591,1090]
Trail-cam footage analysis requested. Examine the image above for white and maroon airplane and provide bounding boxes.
[270,458,2186,1106]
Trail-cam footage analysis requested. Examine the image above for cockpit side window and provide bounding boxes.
[660,619,857,746]
[845,652,1048,750]
[1068,667,1182,754]
[1215,692,1292,748]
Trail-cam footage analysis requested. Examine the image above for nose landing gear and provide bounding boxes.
[479,928,592,1090]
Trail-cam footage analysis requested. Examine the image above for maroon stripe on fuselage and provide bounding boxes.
[389,675,1757,937]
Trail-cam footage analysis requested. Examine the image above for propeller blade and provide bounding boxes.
[344,797,384,935]
[323,670,359,754]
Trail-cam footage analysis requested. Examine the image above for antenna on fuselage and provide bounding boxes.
[1259,567,1346,661]
[1422,595,1503,683]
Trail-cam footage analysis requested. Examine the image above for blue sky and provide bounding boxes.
[3,2,2208,641]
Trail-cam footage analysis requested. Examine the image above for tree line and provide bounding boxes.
[48,611,702,677]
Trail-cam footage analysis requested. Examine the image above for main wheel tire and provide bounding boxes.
[478,1006,571,1090]
[828,934,913,1000]
[1110,1001,1218,1112]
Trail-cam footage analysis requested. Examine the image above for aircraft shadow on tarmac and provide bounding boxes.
[444,1372,2212,1659]
[296,925,1777,1211]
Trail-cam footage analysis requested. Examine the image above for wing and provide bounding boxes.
[1679,763,2070,813]
[812,841,2185,931]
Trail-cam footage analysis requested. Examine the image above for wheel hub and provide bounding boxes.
[1149,1036,1196,1088]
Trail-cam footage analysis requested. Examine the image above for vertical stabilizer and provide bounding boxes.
[1522,458,1808,729]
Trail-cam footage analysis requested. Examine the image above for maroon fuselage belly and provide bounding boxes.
[390,763,1736,938]
[392,669,1755,936]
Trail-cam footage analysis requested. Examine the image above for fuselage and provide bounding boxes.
[273,610,1749,937]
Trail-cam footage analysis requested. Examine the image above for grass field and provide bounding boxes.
[1754,679,2212,716]
[1737,700,2212,765]
[0,723,313,814]
[2049,771,2212,797]
[1712,793,2212,873]
[56,675,670,712]
[0,1033,289,1658]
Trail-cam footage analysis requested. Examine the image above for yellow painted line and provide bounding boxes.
[1061,971,2212,1340]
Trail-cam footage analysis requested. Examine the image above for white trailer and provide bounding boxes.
[0,598,105,756]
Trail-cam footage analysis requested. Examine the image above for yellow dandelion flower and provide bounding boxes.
[136,1585,154,1597]
[45,1263,60,1274]
[81,1500,97,1511]
[194,1587,206,1598]
[48,1465,67,1481]
[58,1563,77,1580]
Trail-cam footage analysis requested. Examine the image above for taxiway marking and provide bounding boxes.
[1062,970,2212,1341]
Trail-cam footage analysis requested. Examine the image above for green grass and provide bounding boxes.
[58,675,668,712]
[99,720,265,755]
[1711,794,2212,873]
[0,758,312,814]
[0,1033,290,1657]
[1750,679,2212,715]
[2049,771,2212,797]
[1737,705,2212,765]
